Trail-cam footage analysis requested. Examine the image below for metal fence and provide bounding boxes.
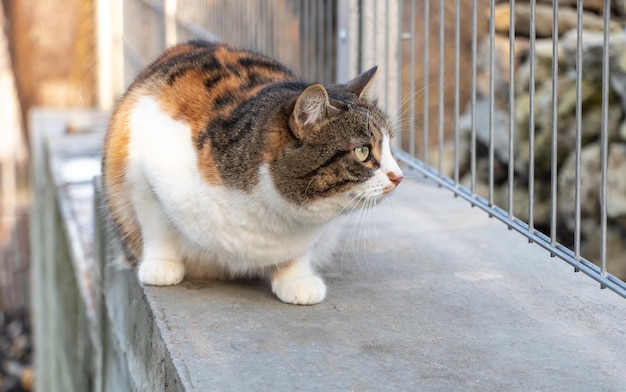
[97,0,626,298]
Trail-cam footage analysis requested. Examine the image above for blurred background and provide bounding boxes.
[1,0,95,390]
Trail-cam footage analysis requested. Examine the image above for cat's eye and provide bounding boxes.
[354,146,370,162]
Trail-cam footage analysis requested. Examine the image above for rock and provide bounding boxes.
[559,29,626,118]
[515,39,566,95]
[560,29,626,87]
[495,180,552,227]
[554,141,626,279]
[554,140,626,278]
[580,223,626,280]
[536,0,626,15]
[620,121,626,140]
[459,97,512,165]
[427,140,469,179]
[493,3,623,39]
[582,102,624,143]
[475,35,530,108]
[607,143,626,219]
[515,78,578,176]
[0,309,32,391]
[515,71,622,178]
[558,143,601,233]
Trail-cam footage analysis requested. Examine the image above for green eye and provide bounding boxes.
[354,146,370,162]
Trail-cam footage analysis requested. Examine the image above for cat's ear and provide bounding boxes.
[290,83,330,139]
[344,66,377,98]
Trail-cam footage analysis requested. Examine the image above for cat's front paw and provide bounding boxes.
[271,275,326,305]
[138,259,185,286]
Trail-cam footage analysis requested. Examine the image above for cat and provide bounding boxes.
[102,40,403,305]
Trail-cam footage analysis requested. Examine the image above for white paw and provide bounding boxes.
[138,259,185,286]
[271,275,326,305]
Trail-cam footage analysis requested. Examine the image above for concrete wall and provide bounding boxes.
[30,109,185,391]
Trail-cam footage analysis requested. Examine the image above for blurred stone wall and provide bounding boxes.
[459,0,626,279]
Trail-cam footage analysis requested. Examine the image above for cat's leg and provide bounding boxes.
[270,253,326,305]
[132,189,185,286]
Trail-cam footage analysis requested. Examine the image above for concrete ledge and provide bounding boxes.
[107,179,626,391]
[34,113,626,391]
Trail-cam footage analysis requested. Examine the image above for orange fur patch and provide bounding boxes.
[103,90,142,263]
[150,45,295,184]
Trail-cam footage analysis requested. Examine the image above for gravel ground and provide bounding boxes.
[0,310,32,392]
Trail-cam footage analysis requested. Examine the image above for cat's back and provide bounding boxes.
[119,41,297,132]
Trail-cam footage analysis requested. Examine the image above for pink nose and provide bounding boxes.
[387,171,403,186]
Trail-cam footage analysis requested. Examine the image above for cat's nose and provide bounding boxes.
[387,171,403,186]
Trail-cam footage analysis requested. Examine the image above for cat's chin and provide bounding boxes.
[300,194,383,221]
[315,194,387,219]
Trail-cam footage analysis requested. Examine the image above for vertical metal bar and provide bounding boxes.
[267,1,272,53]
[326,0,333,84]
[266,1,271,52]
[257,2,263,50]
[409,0,416,157]
[528,0,536,239]
[95,0,114,109]
[256,1,262,50]
[508,0,516,219]
[488,0,495,207]
[317,0,324,82]
[300,0,306,77]
[438,0,445,175]
[453,0,460,184]
[335,0,350,83]
[384,0,390,112]
[470,0,477,195]
[574,0,583,263]
[297,0,303,75]
[272,0,282,59]
[423,0,430,164]
[242,0,248,45]
[304,0,317,81]
[396,0,403,138]
[372,0,378,83]
[600,0,611,280]
[233,0,238,45]
[550,0,559,252]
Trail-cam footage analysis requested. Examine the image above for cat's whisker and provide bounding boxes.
[349,196,367,264]
[347,194,371,267]
[360,198,373,270]
[388,88,425,120]
[387,84,437,126]
[359,195,376,272]
[334,193,367,268]
[303,174,321,200]
[356,198,368,264]
[358,198,372,272]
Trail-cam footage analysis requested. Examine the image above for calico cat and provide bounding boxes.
[102,40,403,305]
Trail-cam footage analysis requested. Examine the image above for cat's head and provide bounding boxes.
[269,67,403,218]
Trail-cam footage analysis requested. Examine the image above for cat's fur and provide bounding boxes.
[102,40,403,305]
